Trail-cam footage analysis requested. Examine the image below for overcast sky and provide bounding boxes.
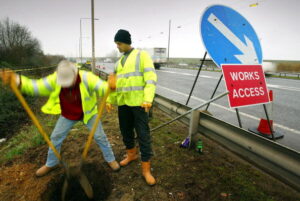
[1,0,299,60]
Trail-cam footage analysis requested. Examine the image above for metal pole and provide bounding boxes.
[263,104,275,140]
[186,51,207,105]
[205,74,223,110]
[91,0,96,73]
[80,19,83,64]
[151,91,229,132]
[167,19,171,67]
[79,37,81,63]
[235,108,243,128]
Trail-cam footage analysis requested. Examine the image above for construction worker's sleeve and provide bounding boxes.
[87,72,108,97]
[141,50,157,103]
[106,91,117,105]
[20,72,57,96]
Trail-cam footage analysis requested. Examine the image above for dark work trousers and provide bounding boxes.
[118,105,153,162]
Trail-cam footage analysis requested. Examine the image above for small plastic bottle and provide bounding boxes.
[196,139,203,154]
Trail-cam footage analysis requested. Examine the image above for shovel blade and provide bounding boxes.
[61,179,68,201]
[79,172,94,199]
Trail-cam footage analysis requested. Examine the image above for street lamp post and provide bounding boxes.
[79,17,98,67]
[91,0,96,73]
[167,19,171,67]
[80,20,83,64]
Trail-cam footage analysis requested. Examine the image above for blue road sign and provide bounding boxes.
[200,5,262,67]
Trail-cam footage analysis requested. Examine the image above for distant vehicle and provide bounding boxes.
[103,58,113,63]
[83,60,91,68]
[143,47,167,70]
[262,62,276,77]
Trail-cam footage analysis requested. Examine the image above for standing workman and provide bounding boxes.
[106,29,157,185]
[0,60,120,176]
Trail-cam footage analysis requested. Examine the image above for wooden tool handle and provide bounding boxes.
[10,78,61,160]
[82,87,111,160]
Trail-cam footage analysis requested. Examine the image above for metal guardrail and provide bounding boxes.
[272,72,300,79]
[154,94,300,192]
[97,70,109,80]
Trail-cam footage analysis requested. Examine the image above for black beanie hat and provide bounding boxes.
[114,29,132,45]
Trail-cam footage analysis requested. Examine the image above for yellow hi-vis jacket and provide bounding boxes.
[20,70,108,124]
[107,49,157,106]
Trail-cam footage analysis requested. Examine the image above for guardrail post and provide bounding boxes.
[188,110,201,149]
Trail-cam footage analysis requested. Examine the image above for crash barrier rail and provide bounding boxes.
[0,65,57,77]
[153,94,300,192]
[96,70,109,80]
[11,65,57,72]
[163,65,222,72]
[267,71,300,79]
[96,68,109,80]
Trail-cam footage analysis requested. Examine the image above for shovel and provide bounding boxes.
[61,87,111,201]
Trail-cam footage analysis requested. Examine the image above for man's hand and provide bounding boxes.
[0,69,20,87]
[141,102,152,112]
[108,73,117,91]
[106,103,113,113]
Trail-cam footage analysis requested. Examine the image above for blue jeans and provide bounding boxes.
[46,115,115,167]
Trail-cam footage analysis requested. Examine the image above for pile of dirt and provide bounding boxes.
[1,107,300,201]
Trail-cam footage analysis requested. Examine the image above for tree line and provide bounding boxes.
[0,18,64,139]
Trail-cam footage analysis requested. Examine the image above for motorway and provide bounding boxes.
[155,67,300,152]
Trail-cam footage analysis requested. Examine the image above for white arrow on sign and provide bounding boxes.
[208,13,259,64]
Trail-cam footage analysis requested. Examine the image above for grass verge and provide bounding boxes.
[0,113,58,164]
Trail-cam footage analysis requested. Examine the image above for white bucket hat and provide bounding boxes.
[56,60,78,87]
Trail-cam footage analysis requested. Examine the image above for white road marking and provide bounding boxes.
[158,70,300,92]
[157,85,300,136]
[267,84,300,92]
[159,70,219,79]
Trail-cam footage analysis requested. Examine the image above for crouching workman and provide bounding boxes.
[0,60,120,176]
[106,29,157,185]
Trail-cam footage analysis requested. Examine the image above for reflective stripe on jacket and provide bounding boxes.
[20,70,107,124]
[107,49,157,106]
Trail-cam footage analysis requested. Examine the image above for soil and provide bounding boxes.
[42,162,111,201]
[0,107,300,201]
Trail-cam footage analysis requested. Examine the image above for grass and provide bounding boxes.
[0,114,58,164]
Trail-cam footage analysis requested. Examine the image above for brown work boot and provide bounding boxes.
[141,161,156,186]
[35,165,58,177]
[108,160,120,171]
[120,147,138,167]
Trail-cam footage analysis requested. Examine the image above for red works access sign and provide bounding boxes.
[222,64,270,108]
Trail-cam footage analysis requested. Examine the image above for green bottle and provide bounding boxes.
[196,139,203,154]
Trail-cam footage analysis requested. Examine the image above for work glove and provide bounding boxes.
[0,69,20,87]
[141,102,152,113]
[107,73,117,91]
[106,103,113,113]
